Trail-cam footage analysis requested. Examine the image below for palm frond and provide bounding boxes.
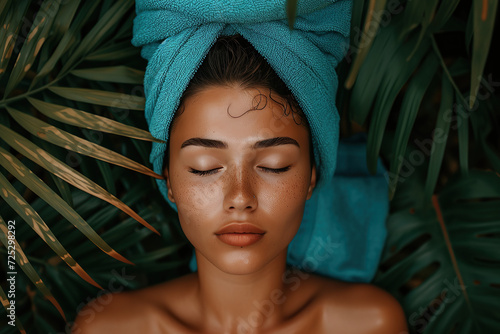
[346,0,499,198]
[0,1,171,330]
[470,0,497,108]
[6,107,160,178]
[345,0,387,89]
[423,77,453,203]
[0,171,102,289]
[0,217,65,321]
[376,169,500,333]
[388,53,439,198]
[347,2,500,331]
[0,283,26,334]
[27,97,161,142]
[0,147,132,265]
[0,123,159,235]
[70,66,145,84]
[48,87,145,110]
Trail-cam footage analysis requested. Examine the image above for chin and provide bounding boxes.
[218,263,263,276]
[199,247,287,275]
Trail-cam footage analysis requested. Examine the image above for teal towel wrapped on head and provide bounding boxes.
[132,0,389,282]
[132,0,351,193]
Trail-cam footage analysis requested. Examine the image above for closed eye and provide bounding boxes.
[189,166,291,176]
[189,168,221,176]
[259,166,291,174]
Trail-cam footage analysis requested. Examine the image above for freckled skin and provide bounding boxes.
[166,86,314,276]
[73,86,409,334]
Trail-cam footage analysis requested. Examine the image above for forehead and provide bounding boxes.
[169,85,309,145]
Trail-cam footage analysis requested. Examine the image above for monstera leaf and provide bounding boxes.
[375,170,500,333]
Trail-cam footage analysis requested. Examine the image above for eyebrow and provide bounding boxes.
[180,137,300,149]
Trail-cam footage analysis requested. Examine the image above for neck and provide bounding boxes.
[194,249,289,333]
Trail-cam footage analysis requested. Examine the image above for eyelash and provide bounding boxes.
[189,166,291,176]
[262,166,291,174]
[189,168,220,176]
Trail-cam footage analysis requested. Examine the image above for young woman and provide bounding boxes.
[74,35,408,334]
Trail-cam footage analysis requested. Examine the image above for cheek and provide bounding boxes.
[170,172,221,227]
[171,166,210,202]
[275,167,310,202]
[174,186,213,244]
[261,168,311,227]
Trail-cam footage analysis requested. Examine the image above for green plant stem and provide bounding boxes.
[0,39,117,109]
[0,80,55,108]
[430,34,469,108]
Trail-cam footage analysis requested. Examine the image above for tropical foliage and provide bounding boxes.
[375,138,500,333]
[337,0,500,333]
[0,0,498,333]
[0,1,190,332]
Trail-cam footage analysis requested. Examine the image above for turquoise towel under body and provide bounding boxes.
[132,0,388,282]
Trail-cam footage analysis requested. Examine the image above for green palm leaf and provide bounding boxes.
[423,76,453,203]
[4,0,61,98]
[398,0,439,59]
[388,53,439,197]
[470,98,500,172]
[0,172,102,289]
[456,100,469,175]
[364,32,430,173]
[59,0,134,75]
[0,217,65,321]
[345,0,387,89]
[429,0,461,31]
[0,1,30,81]
[470,0,498,109]
[0,124,159,236]
[6,106,160,178]
[347,0,498,195]
[27,97,161,142]
[85,40,141,62]
[70,66,145,84]
[0,0,9,18]
[0,0,498,332]
[48,87,145,110]
[350,2,499,331]
[1,171,187,333]
[30,0,96,89]
[0,284,25,334]
[350,21,430,128]
[375,170,500,333]
[0,2,165,329]
[0,146,132,264]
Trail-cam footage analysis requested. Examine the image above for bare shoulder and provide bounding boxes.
[72,290,139,334]
[307,275,408,334]
[72,273,199,334]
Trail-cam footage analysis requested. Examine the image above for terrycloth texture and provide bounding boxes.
[132,0,351,203]
[190,134,389,282]
[133,0,389,282]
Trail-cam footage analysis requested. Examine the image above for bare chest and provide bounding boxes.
[139,301,325,334]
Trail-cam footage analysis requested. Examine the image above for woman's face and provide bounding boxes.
[165,85,316,275]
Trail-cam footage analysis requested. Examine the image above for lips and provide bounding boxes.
[215,223,265,247]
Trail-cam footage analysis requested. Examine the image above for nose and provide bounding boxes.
[223,165,257,212]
